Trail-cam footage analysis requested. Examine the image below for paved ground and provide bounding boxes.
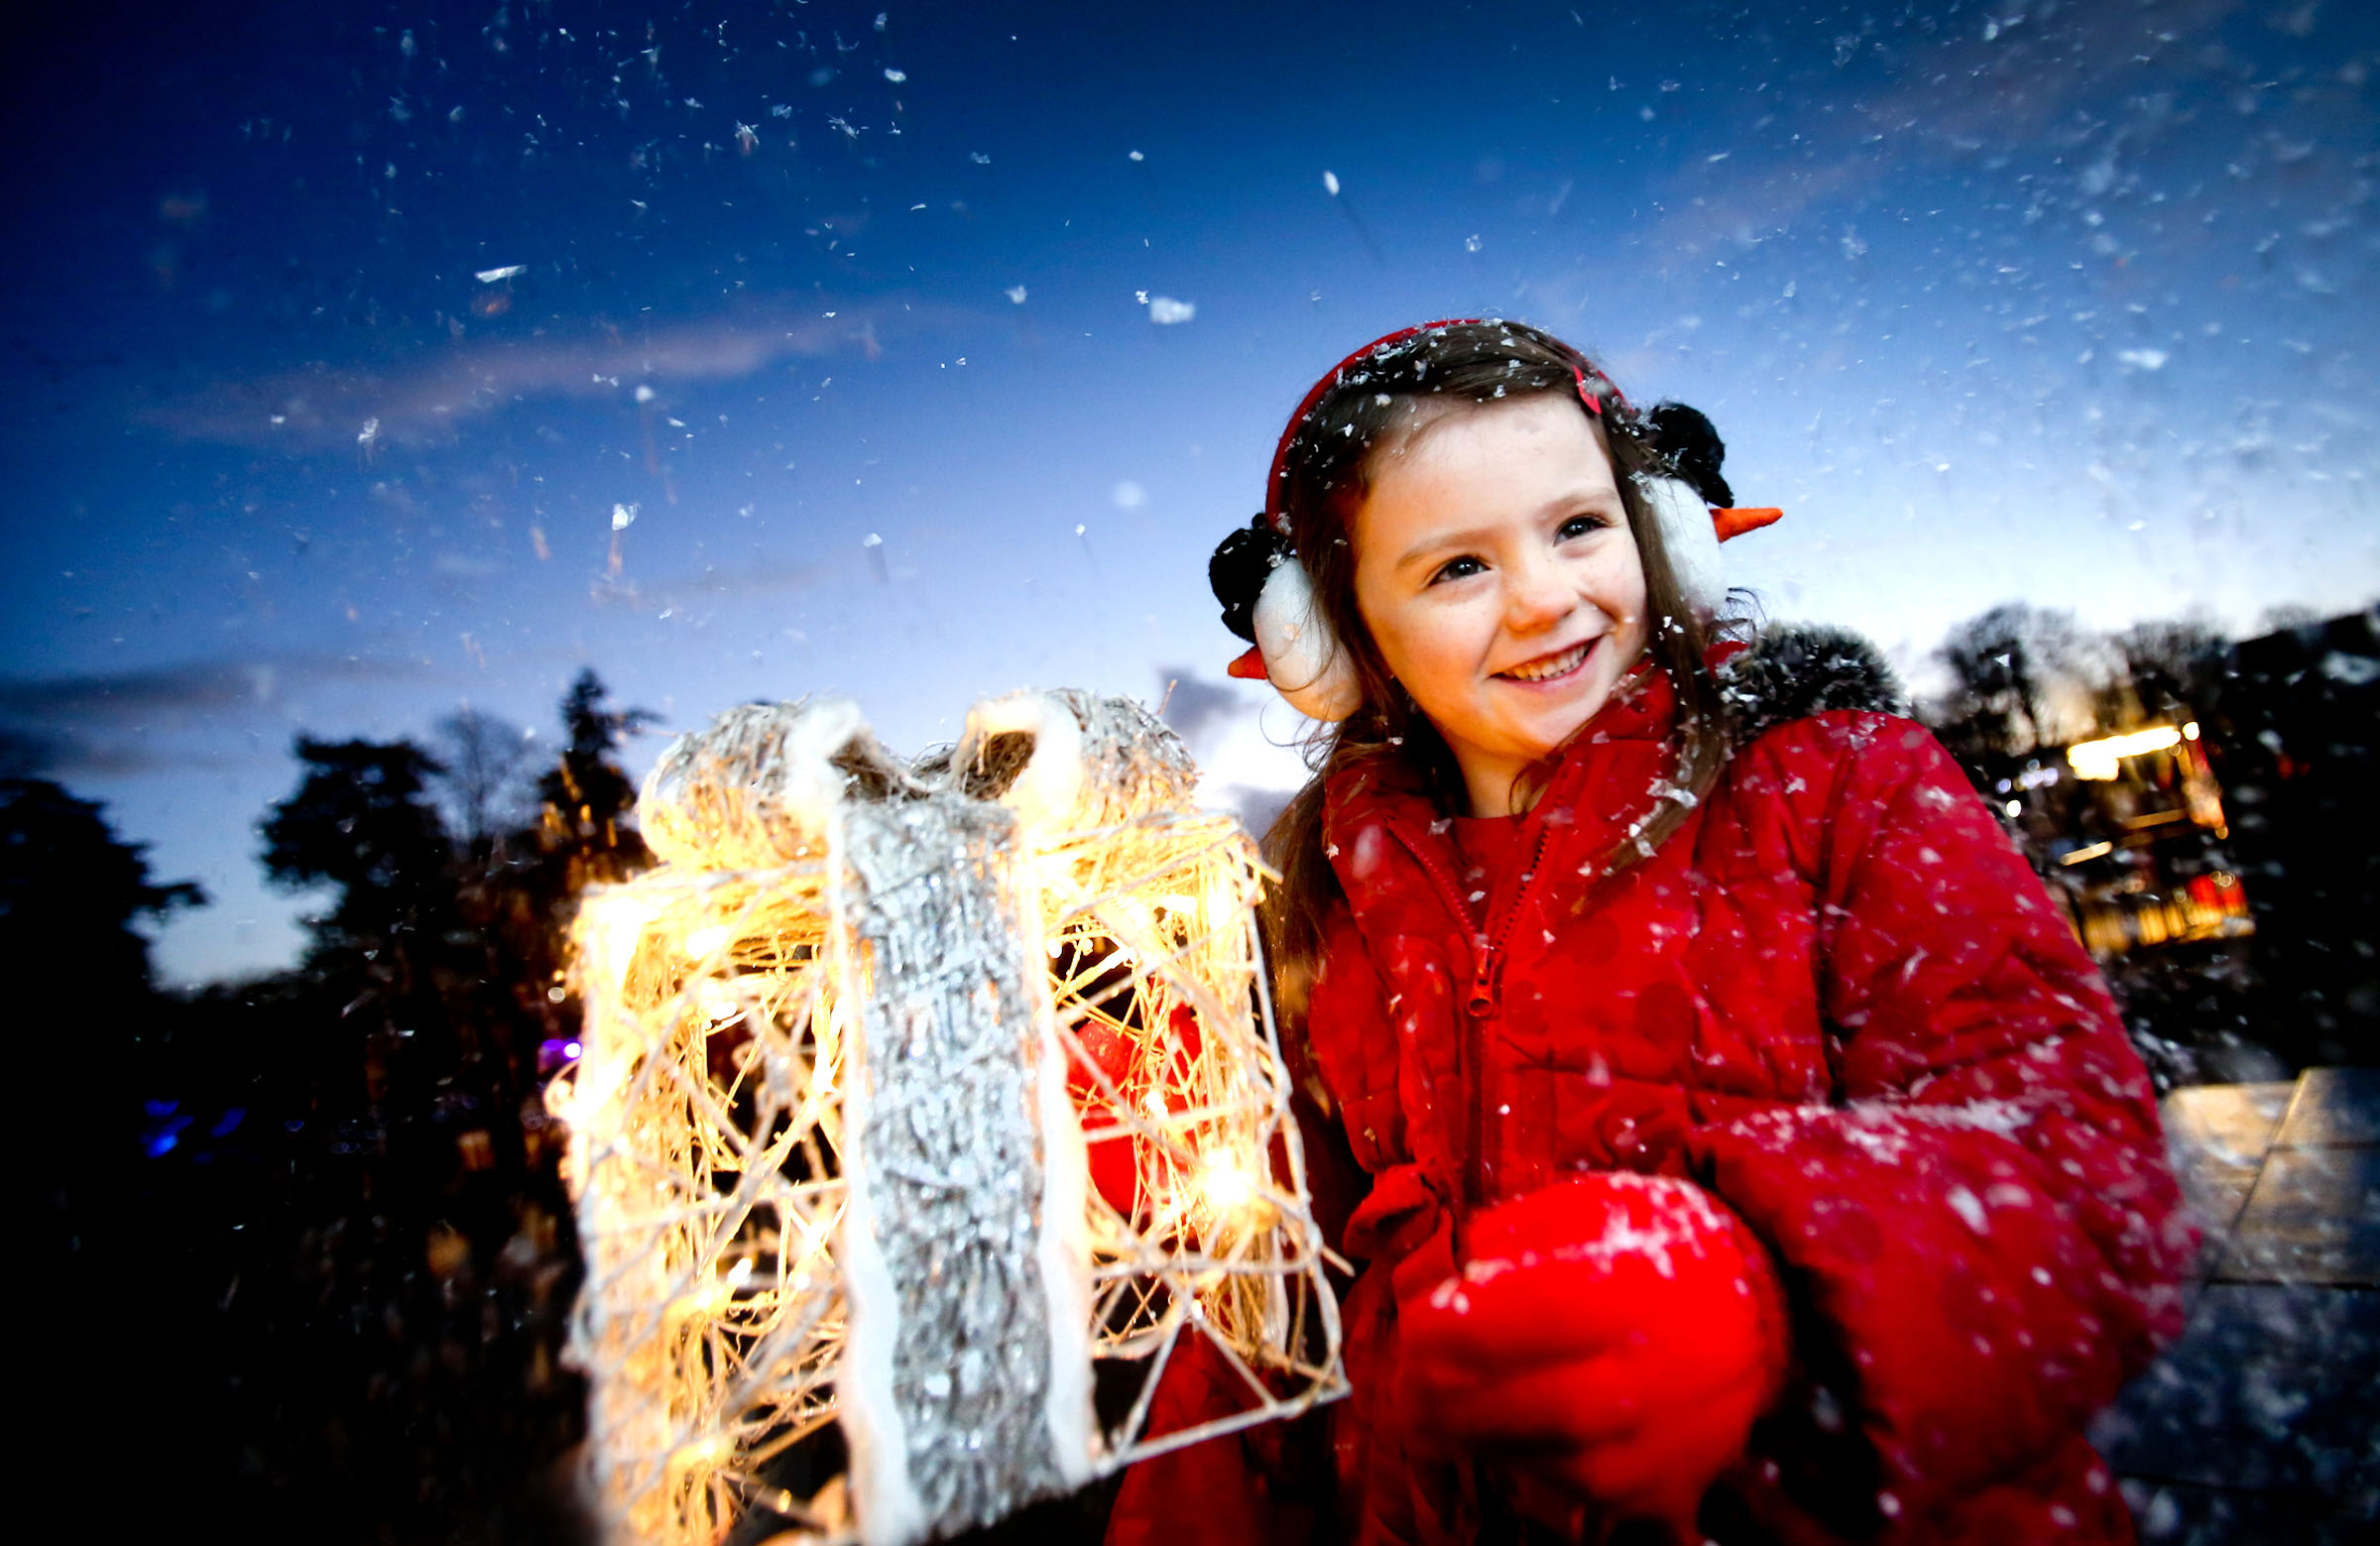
[2088,1067,2380,1542]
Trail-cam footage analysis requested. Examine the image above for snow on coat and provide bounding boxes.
[1108,626,2194,1546]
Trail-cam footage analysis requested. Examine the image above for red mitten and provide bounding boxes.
[1071,1006,1204,1221]
[1401,1173,1789,1535]
[1070,1017,1142,1219]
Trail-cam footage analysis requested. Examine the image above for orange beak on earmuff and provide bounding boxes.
[1714,506,1782,541]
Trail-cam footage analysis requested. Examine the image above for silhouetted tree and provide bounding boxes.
[218,723,591,1542]
[261,737,459,965]
[1,776,203,993]
[255,736,471,1236]
[4,775,204,1221]
[1932,603,2100,764]
[536,667,655,890]
[2108,616,2225,726]
[433,708,533,860]
[7,779,204,1510]
[127,671,662,1544]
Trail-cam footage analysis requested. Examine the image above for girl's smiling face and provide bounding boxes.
[1351,393,1649,816]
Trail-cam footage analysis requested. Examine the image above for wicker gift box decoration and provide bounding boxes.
[550,690,1347,1546]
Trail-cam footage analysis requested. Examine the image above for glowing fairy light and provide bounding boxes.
[2068,725,2183,780]
[1192,1153,1271,1228]
[552,690,1345,1546]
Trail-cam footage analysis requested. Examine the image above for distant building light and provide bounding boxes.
[2004,799,2023,818]
[2068,726,2184,780]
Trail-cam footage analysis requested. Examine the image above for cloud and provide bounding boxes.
[1154,666,1315,839]
[0,722,96,777]
[0,654,436,776]
[1223,783,1294,841]
[0,722,232,778]
[138,297,975,452]
[0,654,420,718]
[1156,665,1247,752]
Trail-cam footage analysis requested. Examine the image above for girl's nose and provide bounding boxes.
[1503,554,1574,633]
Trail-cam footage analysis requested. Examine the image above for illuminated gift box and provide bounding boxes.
[549,690,1346,1545]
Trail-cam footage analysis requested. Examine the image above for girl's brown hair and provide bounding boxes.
[1258,319,1738,1019]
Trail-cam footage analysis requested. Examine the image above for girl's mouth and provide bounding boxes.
[1496,638,1597,684]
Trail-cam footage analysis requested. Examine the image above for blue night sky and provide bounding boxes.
[2,0,2374,984]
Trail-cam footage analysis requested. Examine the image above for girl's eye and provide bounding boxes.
[1428,555,1486,585]
[1557,512,1611,541]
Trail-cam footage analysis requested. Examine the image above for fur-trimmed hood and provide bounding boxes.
[1717,622,1909,746]
[1317,622,1911,836]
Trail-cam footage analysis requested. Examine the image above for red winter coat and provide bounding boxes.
[1109,629,2193,1545]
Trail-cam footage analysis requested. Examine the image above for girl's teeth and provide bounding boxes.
[1506,642,1589,681]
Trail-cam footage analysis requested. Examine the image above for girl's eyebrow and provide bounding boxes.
[1391,489,1621,571]
[1393,525,1503,571]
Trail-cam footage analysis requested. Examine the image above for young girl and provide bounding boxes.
[1107,320,2192,1544]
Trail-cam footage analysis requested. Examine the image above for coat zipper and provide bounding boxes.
[1386,816,1560,1211]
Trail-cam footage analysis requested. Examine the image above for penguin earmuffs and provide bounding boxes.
[1209,320,1781,722]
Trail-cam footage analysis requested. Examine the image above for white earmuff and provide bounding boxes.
[1251,556,1363,722]
[1638,474,1725,620]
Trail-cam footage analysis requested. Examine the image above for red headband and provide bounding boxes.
[1260,318,1619,534]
